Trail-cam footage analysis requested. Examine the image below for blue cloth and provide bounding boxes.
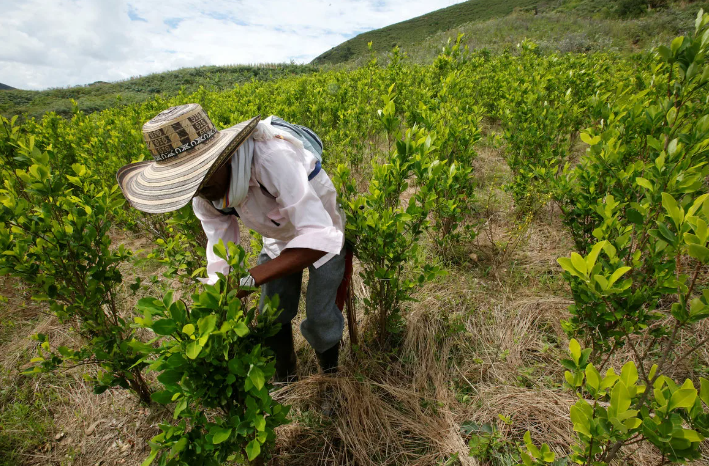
[308,161,322,181]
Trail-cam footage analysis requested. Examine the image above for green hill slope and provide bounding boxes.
[313,0,709,65]
[312,0,543,65]
[0,83,15,91]
[0,64,316,120]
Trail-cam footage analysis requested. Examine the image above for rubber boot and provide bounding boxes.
[315,342,339,416]
[264,323,297,384]
[315,342,340,374]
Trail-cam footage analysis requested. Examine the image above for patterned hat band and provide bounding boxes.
[142,103,219,162]
[153,126,217,162]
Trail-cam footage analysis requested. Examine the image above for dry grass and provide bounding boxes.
[21,377,168,466]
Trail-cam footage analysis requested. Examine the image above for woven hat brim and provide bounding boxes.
[117,116,260,214]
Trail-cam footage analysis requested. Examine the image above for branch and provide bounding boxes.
[627,337,651,386]
[674,334,709,367]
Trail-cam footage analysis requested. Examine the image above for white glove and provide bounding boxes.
[239,274,255,288]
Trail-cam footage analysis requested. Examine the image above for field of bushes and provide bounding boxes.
[1,8,709,466]
[0,64,318,121]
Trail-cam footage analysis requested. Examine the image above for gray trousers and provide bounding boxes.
[257,246,346,353]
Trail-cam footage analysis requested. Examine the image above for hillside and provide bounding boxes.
[0,63,316,121]
[312,0,544,65]
[313,0,709,65]
[0,83,15,91]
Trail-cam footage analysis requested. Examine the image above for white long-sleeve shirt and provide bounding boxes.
[192,136,345,284]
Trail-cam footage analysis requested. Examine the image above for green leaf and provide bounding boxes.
[608,266,632,288]
[658,223,676,244]
[624,418,642,429]
[585,364,601,392]
[601,372,620,391]
[688,244,709,263]
[197,314,217,336]
[523,430,541,459]
[620,361,638,387]
[657,45,672,61]
[687,194,709,217]
[253,414,266,431]
[210,426,232,444]
[558,257,583,278]
[245,439,261,461]
[668,388,697,411]
[594,274,609,291]
[662,192,683,229]
[521,453,534,466]
[585,241,606,272]
[610,381,631,417]
[675,429,703,442]
[169,301,186,324]
[569,339,582,365]
[570,253,587,276]
[162,291,174,308]
[213,240,227,261]
[173,398,187,420]
[627,208,644,224]
[565,371,581,387]
[540,443,555,462]
[157,370,183,385]
[570,404,592,437]
[648,364,658,381]
[635,177,653,191]
[185,341,203,360]
[234,321,249,337]
[151,390,175,405]
[182,324,195,336]
[152,319,177,336]
[141,449,159,466]
[580,132,600,145]
[671,36,684,54]
[700,378,709,405]
[137,297,164,314]
[168,437,188,459]
[248,365,265,391]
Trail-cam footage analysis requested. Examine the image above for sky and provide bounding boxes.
[0,0,466,91]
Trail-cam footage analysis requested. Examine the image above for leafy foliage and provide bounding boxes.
[555,9,709,354]
[561,339,709,463]
[0,116,151,402]
[334,90,446,345]
[137,241,289,465]
[539,9,709,465]
[2,9,709,463]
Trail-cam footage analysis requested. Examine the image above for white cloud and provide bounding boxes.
[0,0,465,90]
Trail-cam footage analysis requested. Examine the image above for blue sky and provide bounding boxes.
[0,0,465,90]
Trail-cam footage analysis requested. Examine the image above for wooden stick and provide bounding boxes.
[346,283,359,348]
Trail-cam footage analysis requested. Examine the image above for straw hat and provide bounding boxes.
[116,103,260,213]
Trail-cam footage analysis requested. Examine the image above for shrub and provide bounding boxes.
[0,116,151,403]
[334,92,445,345]
[617,0,647,18]
[532,10,709,465]
[137,241,289,465]
[555,10,709,355]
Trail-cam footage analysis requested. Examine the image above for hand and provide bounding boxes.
[236,288,254,299]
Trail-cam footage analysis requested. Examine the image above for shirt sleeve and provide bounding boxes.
[255,139,343,255]
[192,196,240,285]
